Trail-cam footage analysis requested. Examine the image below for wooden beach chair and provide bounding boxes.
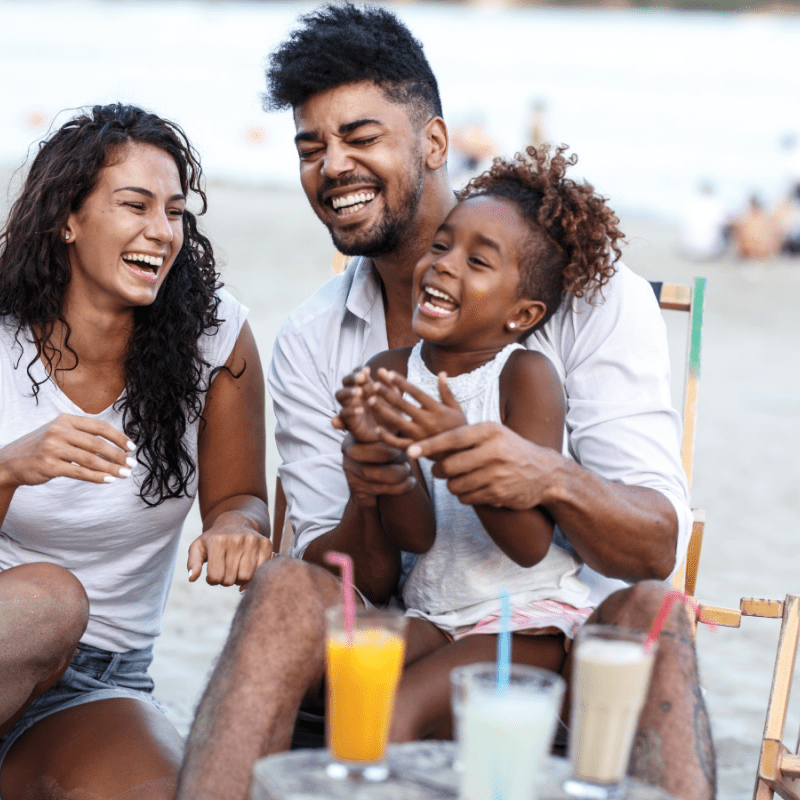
[654,284,800,800]
[648,278,706,599]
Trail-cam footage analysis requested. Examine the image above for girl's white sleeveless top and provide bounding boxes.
[402,341,592,636]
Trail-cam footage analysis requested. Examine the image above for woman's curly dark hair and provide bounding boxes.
[0,103,230,506]
[458,144,624,330]
[264,2,442,128]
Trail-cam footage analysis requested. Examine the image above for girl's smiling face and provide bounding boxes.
[412,195,545,363]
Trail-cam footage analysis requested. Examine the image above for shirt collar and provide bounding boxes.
[344,256,384,321]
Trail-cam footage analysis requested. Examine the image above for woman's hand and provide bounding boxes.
[187,511,273,590]
[0,413,135,488]
[369,369,467,449]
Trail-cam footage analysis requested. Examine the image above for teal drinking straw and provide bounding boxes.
[497,590,511,695]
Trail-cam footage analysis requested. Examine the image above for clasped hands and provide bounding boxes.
[332,366,551,511]
[332,365,464,507]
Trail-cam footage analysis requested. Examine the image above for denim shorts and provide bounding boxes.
[0,641,165,772]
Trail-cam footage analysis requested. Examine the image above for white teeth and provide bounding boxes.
[331,191,376,210]
[425,286,456,303]
[421,299,454,316]
[123,253,164,268]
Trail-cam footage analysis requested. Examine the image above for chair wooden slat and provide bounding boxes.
[742,598,786,619]
[753,595,800,800]
[658,283,692,312]
[683,509,705,597]
[698,604,742,628]
[681,278,705,494]
[655,278,705,598]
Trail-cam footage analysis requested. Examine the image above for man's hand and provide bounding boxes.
[369,369,467,449]
[407,422,559,509]
[187,511,273,590]
[341,433,416,508]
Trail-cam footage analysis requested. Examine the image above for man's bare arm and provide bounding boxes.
[408,424,678,582]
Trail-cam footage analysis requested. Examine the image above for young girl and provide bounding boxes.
[334,145,623,740]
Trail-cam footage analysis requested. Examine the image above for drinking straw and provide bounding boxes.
[497,590,511,695]
[644,589,718,653]
[324,551,355,646]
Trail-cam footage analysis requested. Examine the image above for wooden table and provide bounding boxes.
[251,741,679,800]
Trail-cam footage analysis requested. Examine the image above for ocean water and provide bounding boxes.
[0,0,798,222]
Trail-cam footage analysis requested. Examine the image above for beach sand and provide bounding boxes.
[2,175,798,799]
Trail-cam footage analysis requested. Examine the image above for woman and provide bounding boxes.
[0,104,271,800]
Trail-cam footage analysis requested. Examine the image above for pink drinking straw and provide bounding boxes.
[324,551,355,646]
[644,589,718,653]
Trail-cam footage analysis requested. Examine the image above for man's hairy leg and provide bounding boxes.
[588,581,716,800]
[176,557,342,800]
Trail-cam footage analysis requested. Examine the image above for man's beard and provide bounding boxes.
[325,159,426,259]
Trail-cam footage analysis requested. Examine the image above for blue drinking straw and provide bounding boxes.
[497,590,511,695]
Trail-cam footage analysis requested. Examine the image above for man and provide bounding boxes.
[177,5,714,800]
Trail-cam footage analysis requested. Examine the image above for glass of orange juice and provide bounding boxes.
[324,605,408,782]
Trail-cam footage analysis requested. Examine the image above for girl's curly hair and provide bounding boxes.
[458,144,624,330]
[0,103,231,506]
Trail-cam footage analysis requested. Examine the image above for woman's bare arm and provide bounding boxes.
[191,321,272,588]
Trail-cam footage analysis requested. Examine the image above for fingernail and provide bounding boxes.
[126,440,136,451]
[125,456,137,468]
[118,467,132,478]
[103,475,116,484]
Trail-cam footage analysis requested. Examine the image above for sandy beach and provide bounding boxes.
[1,172,799,799]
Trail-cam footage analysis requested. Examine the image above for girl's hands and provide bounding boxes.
[187,511,273,591]
[0,414,135,489]
[369,369,467,449]
[332,366,382,443]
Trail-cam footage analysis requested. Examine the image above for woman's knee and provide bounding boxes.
[0,563,89,667]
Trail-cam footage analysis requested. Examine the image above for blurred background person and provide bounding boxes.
[732,194,782,260]
[775,183,800,256]
[528,98,549,149]
[679,181,730,260]
[448,114,500,188]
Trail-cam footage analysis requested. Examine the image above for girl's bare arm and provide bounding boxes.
[470,350,565,567]
[356,350,436,555]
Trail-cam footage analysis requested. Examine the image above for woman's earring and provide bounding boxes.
[64,232,70,241]
[508,322,516,330]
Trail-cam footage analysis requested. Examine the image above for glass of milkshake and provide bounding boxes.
[564,625,657,799]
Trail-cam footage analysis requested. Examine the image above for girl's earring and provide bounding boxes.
[507,322,516,330]
[64,232,70,241]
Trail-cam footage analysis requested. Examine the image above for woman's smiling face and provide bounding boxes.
[65,142,186,314]
[412,195,541,356]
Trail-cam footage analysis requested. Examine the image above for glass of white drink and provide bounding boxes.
[564,625,657,799]
[458,663,565,800]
